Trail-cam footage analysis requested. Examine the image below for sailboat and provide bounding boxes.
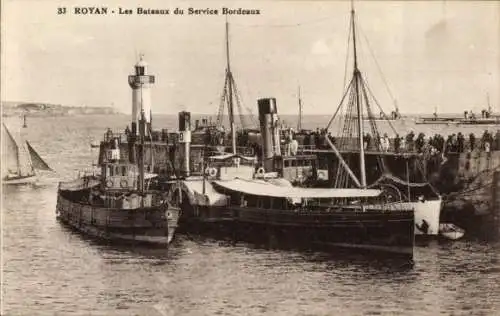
[2,123,52,185]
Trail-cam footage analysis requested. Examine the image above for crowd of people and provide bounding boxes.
[185,123,500,158]
[361,130,500,155]
[284,128,500,156]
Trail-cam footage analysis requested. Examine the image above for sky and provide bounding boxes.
[2,0,499,116]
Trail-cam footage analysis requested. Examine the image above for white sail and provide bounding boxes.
[2,123,35,178]
[2,123,20,176]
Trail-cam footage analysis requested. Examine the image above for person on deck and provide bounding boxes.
[382,133,390,152]
[406,131,415,152]
[469,133,476,152]
[481,130,492,151]
[495,130,500,151]
[400,136,406,152]
[457,132,465,153]
[365,133,372,151]
[451,133,458,152]
[415,133,426,153]
[394,134,401,153]
[377,134,383,151]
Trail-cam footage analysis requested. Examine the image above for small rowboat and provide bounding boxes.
[439,223,465,240]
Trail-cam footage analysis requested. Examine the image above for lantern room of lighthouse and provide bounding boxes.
[128,55,155,135]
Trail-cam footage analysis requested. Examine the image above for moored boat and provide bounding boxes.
[313,2,442,241]
[56,125,178,246]
[170,4,415,259]
[257,1,440,240]
[56,57,180,246]
[171,151,415,258]
[439,223,465,240]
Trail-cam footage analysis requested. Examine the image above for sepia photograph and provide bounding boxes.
[1,0,499,315]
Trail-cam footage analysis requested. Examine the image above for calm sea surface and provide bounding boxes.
[2,114,500,315]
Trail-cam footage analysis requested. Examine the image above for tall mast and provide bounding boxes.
[487,92,491,113]
[226,19,236,154]
[351,3,367,188]
[297,86,303,131]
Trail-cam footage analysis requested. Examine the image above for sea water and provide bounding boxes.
[2,114,500,315]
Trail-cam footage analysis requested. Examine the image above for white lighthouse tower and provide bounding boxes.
[128,55,155,135]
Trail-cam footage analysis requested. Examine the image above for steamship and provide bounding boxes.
[56,57,179,246]
[173,17,440,239]
[169,97,414,258]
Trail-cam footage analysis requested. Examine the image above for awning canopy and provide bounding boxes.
[213,178,382,199]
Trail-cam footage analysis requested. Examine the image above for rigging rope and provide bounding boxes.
[325,76,355,131]
[216,74,229,129]
[357,23,397,109]
[334,83,357,188]
[232,75,257,129]
[216,67,257,131]
[342,18,353,94]
[360,77,386,172]
[361,76,399,136]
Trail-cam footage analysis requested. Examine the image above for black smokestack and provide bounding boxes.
[257,98,281,171]
[178,111,191,177]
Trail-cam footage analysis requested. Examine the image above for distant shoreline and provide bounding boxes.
[0,101,476,118]
[2,112,126,118]
[1,102,122,117]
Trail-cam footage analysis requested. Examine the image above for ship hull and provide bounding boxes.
[56,190,173,246]
[181,204,414,259]
[166,206,181,243]
[2,174,37,185]
[367,200,441,236]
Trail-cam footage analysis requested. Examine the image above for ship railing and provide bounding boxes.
[103,131,169,144]
[290,192,409,212]
[291,137,426,155]
[76,168,100,178]
[103,132,128,143]
[295,145,317,154]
